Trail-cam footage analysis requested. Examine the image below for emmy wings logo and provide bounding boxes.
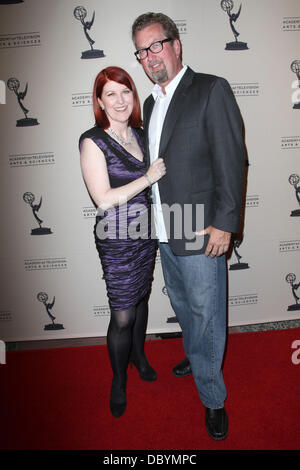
[74,6,105,59]
[7,77,39,126]
[291,60,300,109]
[23,192,52,235]
[229,234,249,270]
[221,0,249,50]
[37,292,64,331]
[288,174,300,217]
[286,274,300,312]
[162,286,180,325]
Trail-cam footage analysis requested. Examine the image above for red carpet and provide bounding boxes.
[0,328,299,450]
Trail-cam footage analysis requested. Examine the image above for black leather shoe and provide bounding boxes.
[172,358,192,377]
[110,381,126,418]
[205,407,228,441]
[130,358,157,382]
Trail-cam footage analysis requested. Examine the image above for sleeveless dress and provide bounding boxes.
[79,126,157,310]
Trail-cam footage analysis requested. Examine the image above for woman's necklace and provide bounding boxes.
[108,126,134,146]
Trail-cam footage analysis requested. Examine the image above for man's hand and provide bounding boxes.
[195,226,231,257]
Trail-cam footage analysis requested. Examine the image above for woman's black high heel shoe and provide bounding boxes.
[129,355,157,382]
[110,379,126,418]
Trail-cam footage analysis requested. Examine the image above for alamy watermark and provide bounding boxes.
[95,202,205,251]
[291,340,300,365]
[0,340,6,365]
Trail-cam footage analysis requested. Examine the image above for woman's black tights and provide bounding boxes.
[107,295,149,387]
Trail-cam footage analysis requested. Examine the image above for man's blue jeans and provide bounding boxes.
[159,243,227,409]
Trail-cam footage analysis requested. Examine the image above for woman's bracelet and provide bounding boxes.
[144,174,152,187]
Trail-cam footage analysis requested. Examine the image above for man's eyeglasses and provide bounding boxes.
[134,38,172,60]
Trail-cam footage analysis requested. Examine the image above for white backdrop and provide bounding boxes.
[0,0,299,342]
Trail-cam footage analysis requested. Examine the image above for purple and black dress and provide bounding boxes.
[79,126,157,311]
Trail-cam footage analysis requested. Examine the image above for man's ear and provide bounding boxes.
[173,39,182,60]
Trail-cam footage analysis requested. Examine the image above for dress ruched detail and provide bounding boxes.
[79,126,156,310]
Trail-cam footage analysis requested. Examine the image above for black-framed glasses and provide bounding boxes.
[134,38,172,60]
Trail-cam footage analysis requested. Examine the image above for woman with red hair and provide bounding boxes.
[79,67,166,418]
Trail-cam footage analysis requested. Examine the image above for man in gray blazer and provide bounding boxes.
[132,12,245,441]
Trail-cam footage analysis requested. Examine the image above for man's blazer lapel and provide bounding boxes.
[143,96,155,167]
[158,67,194,157]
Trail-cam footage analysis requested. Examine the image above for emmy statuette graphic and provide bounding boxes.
[291,60,300,109]
[7,77,39,126]
[23,192,52,235]
[162,286,179,324]
[221,0,248,50]
[74,6,105,59]
[286,274,300,312]
[229,235,249,270]
[288,174,300,217]
[37,292,64,330]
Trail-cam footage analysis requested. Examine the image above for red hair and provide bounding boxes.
[92,66,142,128]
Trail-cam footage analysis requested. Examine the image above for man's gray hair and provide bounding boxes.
[132,12,180,47]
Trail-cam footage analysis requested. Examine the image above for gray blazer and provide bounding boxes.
[143,66,246,255]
